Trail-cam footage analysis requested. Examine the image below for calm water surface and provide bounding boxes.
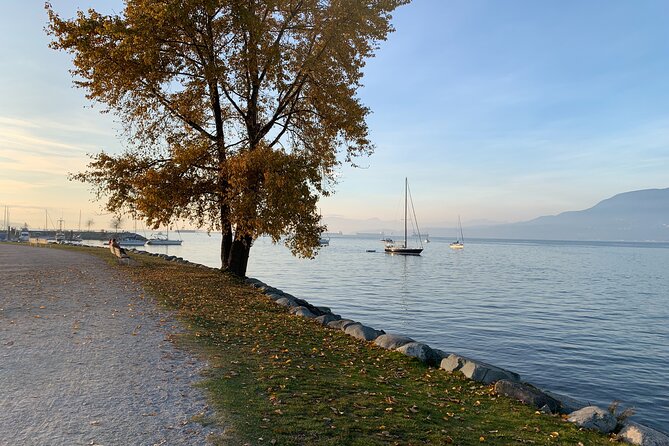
[138,233,669,432]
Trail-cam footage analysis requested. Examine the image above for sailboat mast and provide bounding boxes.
[404,177,408,247]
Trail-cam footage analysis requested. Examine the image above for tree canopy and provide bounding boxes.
[47,0,409,276]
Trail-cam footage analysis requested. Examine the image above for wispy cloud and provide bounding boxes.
[0,178,42,191]
[0,116,39,128]
[0,108,120,226]
[0,117,99,198]
[0,130,86,155]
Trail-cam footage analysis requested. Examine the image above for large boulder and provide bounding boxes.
[432,349,452,365]
[374,334,415,350]
[542,390,587,414]
[440,354,520,384]
[618,421,669,446]
[494,380,562,413]
[262,285,284,295]
[315,314,341,325]
[275,297,299,308]
[327,319,357,330]
[265,292,285,301]
[396,342,441,366]
[344,323,385,341]
[245,277,266,287]
[291,306,316,318]
[567,406,617,434]
[289,297,325,316]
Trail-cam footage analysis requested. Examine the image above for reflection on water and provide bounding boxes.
[398,256,410,333]
[117,233,668,432]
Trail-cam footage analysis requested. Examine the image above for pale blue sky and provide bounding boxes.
[1,1,668,232]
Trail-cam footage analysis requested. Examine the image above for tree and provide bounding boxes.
[85,218,95,232]
[111,216,123,232]
[47,0,409,276]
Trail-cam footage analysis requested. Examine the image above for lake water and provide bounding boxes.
[135,232,669,432]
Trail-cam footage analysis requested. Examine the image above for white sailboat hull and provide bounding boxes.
[119,239,147,246]
[146,239,182,245]
[450,216,465,249]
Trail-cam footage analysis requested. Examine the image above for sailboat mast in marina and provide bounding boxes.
[384,178,424,255]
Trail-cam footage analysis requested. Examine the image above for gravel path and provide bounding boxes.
[0,243,219,446]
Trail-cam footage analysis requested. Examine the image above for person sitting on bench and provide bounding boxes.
[111,238,127,256]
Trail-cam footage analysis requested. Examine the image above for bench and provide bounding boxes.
[110,244,130,265]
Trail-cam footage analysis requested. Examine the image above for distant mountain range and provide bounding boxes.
[326,188,669,242]
[438,188,669,242]
[458,188,668,241]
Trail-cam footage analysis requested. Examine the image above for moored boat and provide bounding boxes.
[449,216,465,250]
[384,178,424,255]
[118,235,147,246]
[146,232,182,245]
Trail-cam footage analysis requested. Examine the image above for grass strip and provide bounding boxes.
[87,246,616,445]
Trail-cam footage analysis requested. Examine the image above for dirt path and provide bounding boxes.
[0,244,218,446]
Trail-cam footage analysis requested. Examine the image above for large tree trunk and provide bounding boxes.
[227,233,253,277]
[220,227,233,270]
[220,203,233,270]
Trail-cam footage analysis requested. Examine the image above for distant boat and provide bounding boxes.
[120,220,147,246]
[19,227,30,242]
[449,216,465,250]
[146,230,182,246]
[413,232,430,243]
[384,178,424,255]
[380,233,394,243]
[55,218,65,243]
[319,237,330,246]
[47,231,65,244]
[118,234,147,246]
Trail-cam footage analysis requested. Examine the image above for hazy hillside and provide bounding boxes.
[464,188,669,241]
[323,188,669,241]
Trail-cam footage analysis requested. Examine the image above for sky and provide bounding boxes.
[1,1,668,233]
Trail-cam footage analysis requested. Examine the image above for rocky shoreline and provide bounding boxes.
[133,248,669,445]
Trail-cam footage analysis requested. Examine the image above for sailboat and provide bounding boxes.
[449,216,464,250]
[384,178,424,255]
[47,217,66,244]
[146,228,182,245]
[118,234,147,246]
[119,219,147,246]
